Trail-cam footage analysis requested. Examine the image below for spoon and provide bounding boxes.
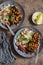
[35,42,40,64]
[0,21,14,36]
[6,24,14,36]
[35,35,43,64]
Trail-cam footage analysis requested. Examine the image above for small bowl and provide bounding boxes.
[32,12,43,25]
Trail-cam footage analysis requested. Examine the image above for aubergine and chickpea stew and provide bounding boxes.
[0,4,23,26]
[16,29,39,54]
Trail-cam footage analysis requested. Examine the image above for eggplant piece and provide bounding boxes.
[18,45,26,52]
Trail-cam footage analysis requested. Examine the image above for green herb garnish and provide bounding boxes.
[27,46,31,49]
[34,19,37,23]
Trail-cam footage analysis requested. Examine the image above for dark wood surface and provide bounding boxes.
[0,0,43,65]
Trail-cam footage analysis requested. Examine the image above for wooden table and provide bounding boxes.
[0,0,43,65]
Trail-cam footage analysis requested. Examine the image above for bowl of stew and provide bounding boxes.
[13,26,42,58]
[0,0,25,30]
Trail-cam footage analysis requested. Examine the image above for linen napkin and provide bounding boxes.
[0,32,16,65]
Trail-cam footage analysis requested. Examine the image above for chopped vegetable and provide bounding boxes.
[0,4,23,26]
[4,13,9,20]
[16,29,39,54]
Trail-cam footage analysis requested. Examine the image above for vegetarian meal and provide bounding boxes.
[0,4,23,26]
[16,29,39,54]
[32,12,43,24]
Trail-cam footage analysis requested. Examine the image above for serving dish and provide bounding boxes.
[0,0,25,30]
[13,26,42,58]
